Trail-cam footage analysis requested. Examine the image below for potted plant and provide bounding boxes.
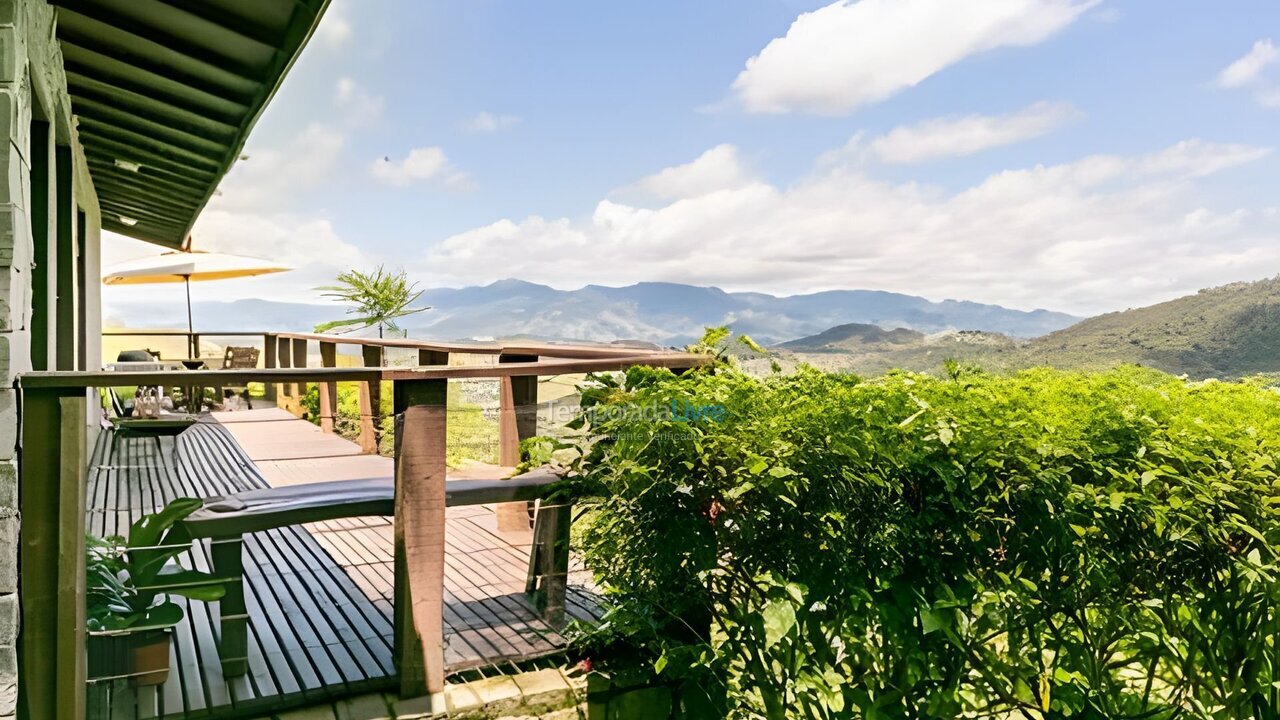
[87,498,226,686]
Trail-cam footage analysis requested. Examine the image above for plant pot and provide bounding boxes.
[131,631,171,686]
[87,630,171,686]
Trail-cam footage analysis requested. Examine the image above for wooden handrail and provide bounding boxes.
[102,329,676,360]
[18,353,710,388]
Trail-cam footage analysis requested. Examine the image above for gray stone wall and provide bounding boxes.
[0,0,100,715]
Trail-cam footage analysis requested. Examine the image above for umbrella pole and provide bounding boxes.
[185,275,194,357]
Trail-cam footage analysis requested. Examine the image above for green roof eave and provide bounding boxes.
[53,0,332,248]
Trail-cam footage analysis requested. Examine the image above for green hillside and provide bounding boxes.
[776,324,1024,375]
[1026,276,1280,378]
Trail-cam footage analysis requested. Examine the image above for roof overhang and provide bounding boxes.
[51,0,330,248]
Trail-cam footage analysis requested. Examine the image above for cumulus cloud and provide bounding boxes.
[1219,39,1278,88]
[215,123,346,211]
[732,0,1098,115]
[334,77,384,126]
[465,112,522,133]
[102,210,372,308]
[371,147,469,188]
[865,102,1080,164]
[423,139,1276,315]
[316,0,353,47]
[1218,39,1280,109]
[628,144,759,200]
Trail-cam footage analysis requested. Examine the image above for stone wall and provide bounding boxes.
[0,0,100,715]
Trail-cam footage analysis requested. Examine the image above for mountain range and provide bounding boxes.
[106,276,1280,379]
[105,279,1080,345]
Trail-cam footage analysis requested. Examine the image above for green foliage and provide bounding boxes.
[87,499,226,634]
[315,265,428,338]
[300,381,499,467]
[567,365,1280,719]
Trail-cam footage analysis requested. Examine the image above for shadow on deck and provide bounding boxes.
[86,413,598,719]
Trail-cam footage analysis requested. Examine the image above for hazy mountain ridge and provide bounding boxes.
[106,279,1079,344]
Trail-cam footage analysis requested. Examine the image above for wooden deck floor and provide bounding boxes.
[86,409,596,720]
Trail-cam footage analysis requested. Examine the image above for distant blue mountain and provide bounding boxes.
[106,280,1081,345]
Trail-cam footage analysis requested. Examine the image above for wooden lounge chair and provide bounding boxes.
[182,466,571,676]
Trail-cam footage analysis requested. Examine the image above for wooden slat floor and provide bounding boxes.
[85,410,598,720]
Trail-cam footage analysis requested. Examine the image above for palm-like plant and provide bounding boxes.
[316,266,430,338]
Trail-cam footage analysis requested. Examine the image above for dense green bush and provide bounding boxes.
[566,365,1280,719]
[300,381,498,466]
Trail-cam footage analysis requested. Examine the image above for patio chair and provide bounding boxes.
[217,346,260,409]
[182,466,569,676]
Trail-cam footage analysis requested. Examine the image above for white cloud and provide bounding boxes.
[465,112,522,133]
[316,0,353,47]
[334,77,384,126]
[423,139,1275,316]
[1218,39,1280,109]
[215,123,346,211]
[731,0,1098,115]
[865,102,1080,164]
[371,147,469,188]
[630,144,758,200]
[102,211,372,309]
[1218,39,1278,88]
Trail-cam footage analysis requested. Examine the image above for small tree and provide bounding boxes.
[315,266,429,338]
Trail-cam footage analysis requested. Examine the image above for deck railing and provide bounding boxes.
[18,341,708,719]
[102,329,667,454]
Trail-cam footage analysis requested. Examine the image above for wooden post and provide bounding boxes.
[357,345,384,454]
[276,336,292,402]
[30,121,52,372]
[210,538,247,676]
[19,389,87,720]
[497,354,538,531]
[392,379,449,697]
[318,342,338,432]
[291,338,308,401]
[263,334,278,403]
[526,500,572,627]
[54,146,76,372]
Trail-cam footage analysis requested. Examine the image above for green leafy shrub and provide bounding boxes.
[567,365,1280,719]
[301,381,499,467]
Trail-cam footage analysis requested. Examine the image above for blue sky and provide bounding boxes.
[103,0,1280,318]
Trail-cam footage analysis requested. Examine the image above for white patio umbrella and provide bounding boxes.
[103,250,293,353]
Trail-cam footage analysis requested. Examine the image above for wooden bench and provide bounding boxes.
[183,466,572,676]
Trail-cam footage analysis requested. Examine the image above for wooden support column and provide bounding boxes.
[497,354,539,531]
[276,336,292,402]
[526,500,572,627]
[318,341,338,432]
[357,345,384,454]
[29,121,52,372]
[75,210,87,371]
[18,389,87,720]
[262,334,278,403]
[392,379,449,697]
[54,146,76,372]
[291,338,308,400]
